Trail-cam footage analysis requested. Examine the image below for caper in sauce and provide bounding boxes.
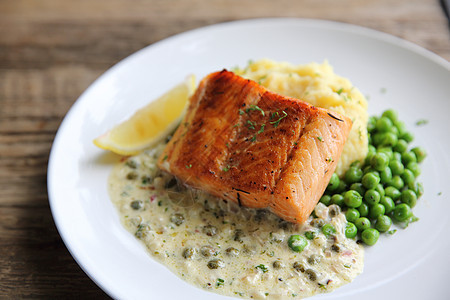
[183,247,195,259]
[170,213,185,226]
[207,259,225,269]
[202,225,218,236]
[225,247,240,257]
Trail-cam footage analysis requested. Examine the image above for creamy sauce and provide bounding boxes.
[109,140,364,299]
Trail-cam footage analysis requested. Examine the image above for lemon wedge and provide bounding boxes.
[94,75,196,156]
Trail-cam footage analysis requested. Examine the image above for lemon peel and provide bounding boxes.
[94,75,196,156]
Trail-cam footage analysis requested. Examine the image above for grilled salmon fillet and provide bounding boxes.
[158,70,352,223]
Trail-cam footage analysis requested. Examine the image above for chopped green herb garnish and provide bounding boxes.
[186,164,192,169]
[270,110,288,128]
[216,278,225,287]
[326,157,333,162]
[247,120,256,130]
[416,119,428,126]
[239,109,244,115]
[162,155,168,161]
[255,264,268,273]
[336,88,343,95]
[233,123,240,128]
[250,135,257,142]
[226,142,230,147]
[246,104,265,116]
[344,264,351,268]
[317,136,323,142]
[222,165,231,172]
[257,124,265,134]
[158,200,162,206]
[265,292,269,296]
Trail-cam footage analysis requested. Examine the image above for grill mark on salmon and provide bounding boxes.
[158,70,352,223]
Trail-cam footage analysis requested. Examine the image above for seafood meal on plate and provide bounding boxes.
[95,59,425,299]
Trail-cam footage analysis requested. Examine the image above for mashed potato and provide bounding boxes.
[234,59,368,177]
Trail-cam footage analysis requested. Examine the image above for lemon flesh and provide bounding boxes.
[94,75,196,156]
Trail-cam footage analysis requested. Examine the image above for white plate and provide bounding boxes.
[48,18,450,300]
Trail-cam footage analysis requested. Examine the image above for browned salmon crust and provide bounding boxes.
[158,70,352,223]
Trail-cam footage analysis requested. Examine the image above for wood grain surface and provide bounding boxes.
[0,0,448,298]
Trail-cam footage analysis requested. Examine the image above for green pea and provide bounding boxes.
[375,215,392,232]
[350,183,366,197]
[344,190,363,208]
[345,208,360,223]
[326,173,340,192]
[377,147,394,160]
[375,184,385,197]
[380,196,395,214]
[400,189,417,208]
[392,203,412,222]
[376,116,393,132]
[320,195,331,206]
[371,153,389,171]
[389,175,404,190]
[322,224,336,237]
[355,217,371,231]
[385,186,401,201]
[379,167,393,184]
[415,182,424,197]
[389,159,404,176]
[358,203,369,217]
[382,109,398,123]
[364,189,381,206]
[288,235,308,252]
[369,203,385,219]
[401,169,416,189]
[400,131,414,143]
[345,222,358,239]
[406,162,421,177]
[389,125,399,136]
[393,151,402,162]
[331,194,345,207]
[334,180,347,194]
[402,151,417,165]
[362,172,381,189]
[344,166,363,184]
[393,139,408,153]
[305,231,317,240]
[368,144,377,155]
[379,132,398,147]
[361,228,380,246]
[394,120,406,135]
[411,147,426,163]
[371,133,384,147]
[367,116,377,133]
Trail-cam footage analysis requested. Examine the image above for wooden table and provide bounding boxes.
[1,0,448,298]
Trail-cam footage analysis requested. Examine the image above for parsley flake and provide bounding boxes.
[317,136,323,142]
[257,124,265,134]
[247,120,256,130]
[246,104,265,116]
[216,278,225,287]
[416,119,428,126]
[270,110,288,128]
[185,164,192,169]
[255,264,268,273]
